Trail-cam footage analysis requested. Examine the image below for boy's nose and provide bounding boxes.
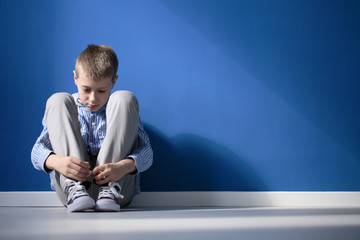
[89,92,96,101]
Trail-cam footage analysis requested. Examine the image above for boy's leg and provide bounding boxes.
[96,91,139,208]
[45,93,91,206]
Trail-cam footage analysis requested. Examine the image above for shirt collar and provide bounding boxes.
[72,92,107,113]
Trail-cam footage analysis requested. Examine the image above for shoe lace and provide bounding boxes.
[65,180,87,200]
[99,182,124,199]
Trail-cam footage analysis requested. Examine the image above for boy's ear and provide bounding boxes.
[73,70,78,84]
[112,75,118,88]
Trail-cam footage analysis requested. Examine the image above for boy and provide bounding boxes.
[31,44,153,212]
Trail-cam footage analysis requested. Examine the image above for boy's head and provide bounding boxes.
[75,44,118,82]
[74,44,119,112]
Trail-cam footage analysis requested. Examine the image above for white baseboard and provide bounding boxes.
[0,191,359,207]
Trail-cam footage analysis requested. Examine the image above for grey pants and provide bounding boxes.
[46,91,139,208]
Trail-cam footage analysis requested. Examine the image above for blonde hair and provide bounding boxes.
[75,44,118,82]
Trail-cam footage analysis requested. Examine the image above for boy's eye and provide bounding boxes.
[99,90,107,93]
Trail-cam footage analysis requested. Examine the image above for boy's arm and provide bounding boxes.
[127,120,153,173]
[31,116,54,173]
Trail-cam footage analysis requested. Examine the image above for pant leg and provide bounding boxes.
[46,93,90,206]
[97,91,139,165]
[96,91,139,207]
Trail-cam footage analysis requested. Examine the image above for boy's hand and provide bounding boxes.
[93,158,136,185]
[45,154,90,182]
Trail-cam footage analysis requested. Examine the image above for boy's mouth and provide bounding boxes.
[87,104,99,110]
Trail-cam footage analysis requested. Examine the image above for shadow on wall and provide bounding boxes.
[140,123,267,191]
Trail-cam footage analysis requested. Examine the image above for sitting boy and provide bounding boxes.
[31,44,153,212]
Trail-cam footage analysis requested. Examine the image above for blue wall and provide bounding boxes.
[1,0,359,191]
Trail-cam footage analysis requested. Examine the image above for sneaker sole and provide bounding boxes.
[95,199,120,212]
[67,197,95,213]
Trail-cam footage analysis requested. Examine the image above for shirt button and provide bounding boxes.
[92,122,95,126]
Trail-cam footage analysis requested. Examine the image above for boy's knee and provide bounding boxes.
[46,92,75,109]
[110,91,139,109]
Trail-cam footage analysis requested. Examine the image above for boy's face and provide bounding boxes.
[74,66,117,112]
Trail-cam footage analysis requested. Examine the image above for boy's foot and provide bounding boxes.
[95,182,124,212]
[65,180,95,212]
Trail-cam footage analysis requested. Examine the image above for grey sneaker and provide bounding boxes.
[95,182,124,212]
[65,180,95,212]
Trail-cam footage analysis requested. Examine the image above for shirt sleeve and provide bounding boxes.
[127,120,153,173]
[31,116,54,173]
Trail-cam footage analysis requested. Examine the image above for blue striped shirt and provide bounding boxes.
[31,92,153,190]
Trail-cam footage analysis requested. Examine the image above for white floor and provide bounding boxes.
[0,207,359,240]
